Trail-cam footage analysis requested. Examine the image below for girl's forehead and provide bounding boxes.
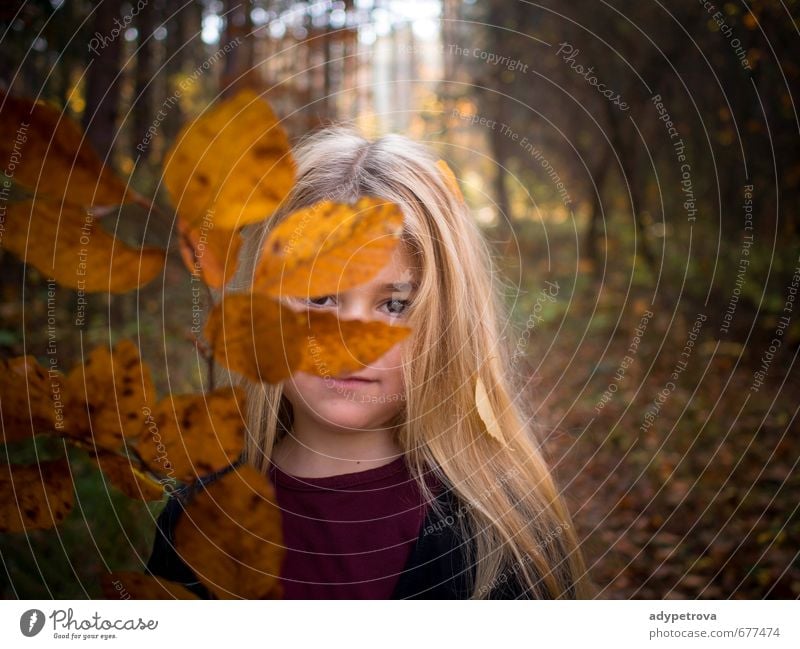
[366,243,419,288]
[351,273,418,295]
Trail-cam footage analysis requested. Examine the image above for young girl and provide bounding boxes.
[147,125,592,600]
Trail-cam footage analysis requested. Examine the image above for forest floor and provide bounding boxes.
[512,247,800,599]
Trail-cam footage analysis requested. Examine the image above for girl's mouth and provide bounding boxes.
[329,377,378,389]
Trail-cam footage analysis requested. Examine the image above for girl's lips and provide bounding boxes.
[329,377,378,388]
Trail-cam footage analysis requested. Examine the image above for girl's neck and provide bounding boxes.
[271,413,404,478]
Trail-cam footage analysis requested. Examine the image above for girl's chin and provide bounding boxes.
[312,417,384,433]
[308,404,398,431]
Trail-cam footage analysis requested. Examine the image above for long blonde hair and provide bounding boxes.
[229,124,593,599]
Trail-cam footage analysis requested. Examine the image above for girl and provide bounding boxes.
[147,124,592,599]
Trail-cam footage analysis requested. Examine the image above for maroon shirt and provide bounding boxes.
[268,455,432,599]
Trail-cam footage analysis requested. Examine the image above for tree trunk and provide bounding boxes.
[83,0,123,162]
[133,0,157,159]
[221,0,254,97]
[585,148,612,265]
[604,98,657,272]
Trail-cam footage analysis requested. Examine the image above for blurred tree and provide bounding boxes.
[83,0,123,160]
[133,0,158,159]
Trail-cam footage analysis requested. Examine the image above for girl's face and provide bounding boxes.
[280,244,417,433]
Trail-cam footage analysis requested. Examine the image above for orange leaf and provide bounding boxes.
[92,451,164,501]
[0,92,132,207]
[0,458,74,533]
[163,89,295,230]
[101,571,199,599]
[174,464,284,599]
[63,340,156,452]
[0,356,62,444]
[436,159,465,204]
[475,375,505,444]
[204,293,302,383]
[296,305,412,376]
[137,387,247,483]
[2,199,165,293]
[253,196,405,298]
[177,215,242,288]
[204,292,411,383]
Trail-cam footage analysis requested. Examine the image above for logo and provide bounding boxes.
[20,609,46,637]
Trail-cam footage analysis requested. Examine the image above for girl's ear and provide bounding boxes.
[436,159,465,205]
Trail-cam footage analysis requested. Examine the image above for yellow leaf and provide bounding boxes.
[174,464,284,599]
[204,292,412,384]
[3,198,165,293]
[204,294,302,383]
[296,306,412,377]
[137,387,247,483]
[436,159,465,204]
[177,215,242,288]
[0,355,61,444]
[254,196,405,298]
[101,571,199,599]
[475,375,505,444]
[0,459,74,533]
[92,451,164,502]
[163,89,295,230]
[63,340,156,452]
[742,13,758,30]
[0,92,132,207]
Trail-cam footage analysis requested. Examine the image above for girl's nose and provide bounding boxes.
[335,298,371,322]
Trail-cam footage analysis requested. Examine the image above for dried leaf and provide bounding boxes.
[436,159,465,204]
[92,451,164,501]
[0,355,62,444]
[101,571,199,599]
[254,196,405,298]
[177,215,242,288]
[137,387,247,483]
[174,464,284,599]
[163,89,295,230]
[2,199,165,293]
[0,459,74,533]
[63,340,155,452]
[204,292,411,383]
[0,92,132,206]
[475,375,505,444]
[204,294,302,383]
[296,307,412,376]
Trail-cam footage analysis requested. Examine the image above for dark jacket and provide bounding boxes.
[145,461,533,599]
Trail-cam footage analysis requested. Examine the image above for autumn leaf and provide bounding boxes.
[253,196,405,298]
[295,304,412,376]
[0,458,74,533]
[475,375,505,444]
[0,92,132,207]
[174,463,284,599]
[92,450,164,501]
[101,571,199,599]
[163,89,295,230]
[204,293,303,383]
[2,198,165,293]
[204,292,411,383]
[0,355,62,444]
[1,342,155,456]
[63,340,156,452]
[177,214,242,288]
[137,387,247,483]
[436,159,465,204]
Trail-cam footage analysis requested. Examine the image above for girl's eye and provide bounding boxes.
[299,296,410,316]
[303,295,335,308]
[384,298,410,317]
